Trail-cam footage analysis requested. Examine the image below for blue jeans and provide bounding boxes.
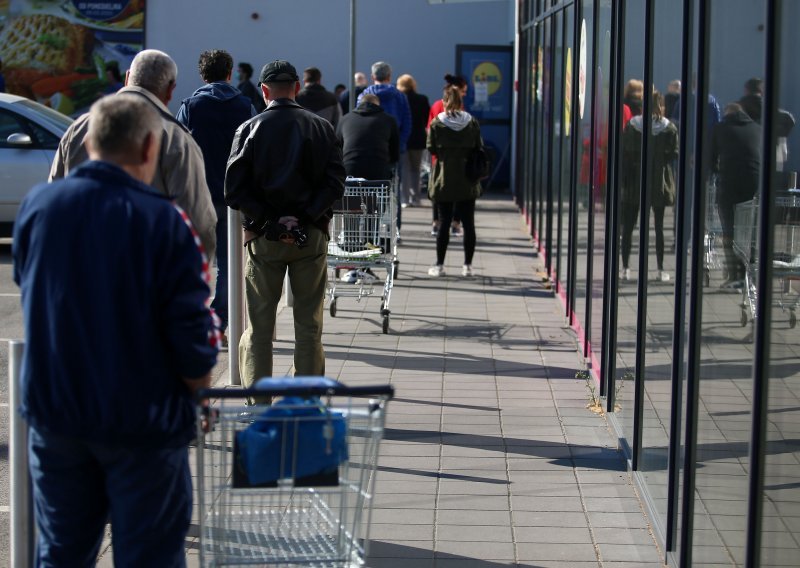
[28,427,192,568]
[211,204,228,331]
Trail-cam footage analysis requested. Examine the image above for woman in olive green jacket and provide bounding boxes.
[426,85,483,277]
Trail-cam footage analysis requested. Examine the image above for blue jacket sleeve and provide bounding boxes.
[157,205,218,380]
[397,91,412,152]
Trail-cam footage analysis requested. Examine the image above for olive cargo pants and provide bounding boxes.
[239,226,328,387]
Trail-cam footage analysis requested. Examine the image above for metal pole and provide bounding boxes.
[349,0,357,111]
[10,340,34,567]
[227,209,243,385]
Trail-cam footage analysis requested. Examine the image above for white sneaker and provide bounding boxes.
[659,270,671,282]
[622,268,631,281]
[462,264,473,277]
[428,264,445,277]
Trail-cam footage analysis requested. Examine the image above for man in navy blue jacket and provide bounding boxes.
[13,94,219,567]
[178,49,255,343]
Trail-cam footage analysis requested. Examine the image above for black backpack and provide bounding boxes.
[465,143,490,183]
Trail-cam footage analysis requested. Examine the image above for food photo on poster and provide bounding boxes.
[0,0,145,116]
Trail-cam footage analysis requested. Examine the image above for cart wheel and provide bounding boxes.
[790,311,797,329]
[330,299,337,318]
[703,270,710,288]
[393,261,399,279]
[740,309,748,327]
[380,301,385,313]
[382,315,389,334]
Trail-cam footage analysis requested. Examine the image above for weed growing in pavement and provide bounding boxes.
[578,369,603,414]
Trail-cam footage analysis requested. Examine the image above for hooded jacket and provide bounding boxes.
[297,83,342,127]
[359,83,412,152]
[335,102,399,180]
[426,110,483,202]
[711,110,762,204]
[177,82,255,205]
[621,115,679,208]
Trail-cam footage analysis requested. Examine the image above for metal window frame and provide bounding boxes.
[679,0,711,563]
[746,1,779,564]
[602,0,624,404]
[631,0,655,471]
[566,0,582,325]
[665,0,694,555]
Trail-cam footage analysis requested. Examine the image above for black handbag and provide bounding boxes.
[465,144,491,183]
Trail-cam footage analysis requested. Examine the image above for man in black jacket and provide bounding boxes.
[225,60,345,388]
[711,102,762,288]
[336,94,399,180]
[297,67,342,127]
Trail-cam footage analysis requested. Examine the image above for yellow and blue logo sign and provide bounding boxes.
[472,62,502,96]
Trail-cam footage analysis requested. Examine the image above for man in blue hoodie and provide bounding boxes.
[358,61,411,236]
[178,49,256,343]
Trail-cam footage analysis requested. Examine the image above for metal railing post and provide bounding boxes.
[227,209,243,385]
[9,340,34,567]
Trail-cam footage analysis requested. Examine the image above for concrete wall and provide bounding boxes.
[145,0,513,113]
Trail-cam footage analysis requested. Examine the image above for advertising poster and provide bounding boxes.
[456,45,513,187]
[564,46,572,137]
[0,0,145,115]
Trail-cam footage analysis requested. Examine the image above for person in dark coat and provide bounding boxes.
[296,67,342,127]
[335,93,399,180]
[177,49,256,340]
[397,73,430,207]
[620,90,679,282]
[711,102,762,287]
[237,62,266,113]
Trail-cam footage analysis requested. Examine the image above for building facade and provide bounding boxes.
[515,1,799,566]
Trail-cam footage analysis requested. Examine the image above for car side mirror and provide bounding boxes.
[7,133,33,146]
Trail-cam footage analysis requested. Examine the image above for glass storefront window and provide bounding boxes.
[691,1,765,565]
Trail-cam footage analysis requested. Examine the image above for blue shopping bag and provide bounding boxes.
[235,396,348,487]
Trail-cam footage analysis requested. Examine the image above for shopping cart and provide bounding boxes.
[704,175,724,287]
[196,377,393,567]
[327,179,398,334]
[732,192,800,328]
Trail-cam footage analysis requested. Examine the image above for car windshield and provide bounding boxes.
[15,100,74,130]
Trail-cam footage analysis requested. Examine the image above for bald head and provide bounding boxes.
[127,49,178,103]
[86,94,162,184]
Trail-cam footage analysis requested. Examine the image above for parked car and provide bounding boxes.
[0,93,73,225]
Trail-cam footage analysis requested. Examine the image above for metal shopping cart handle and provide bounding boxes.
[197,376,394,400]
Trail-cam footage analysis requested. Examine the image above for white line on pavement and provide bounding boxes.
[0,506,9,513]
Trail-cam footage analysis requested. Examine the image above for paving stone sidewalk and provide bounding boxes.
[98,194,665,567]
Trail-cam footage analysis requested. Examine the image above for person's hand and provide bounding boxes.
[277,216,300,245]
[278,216,299,229]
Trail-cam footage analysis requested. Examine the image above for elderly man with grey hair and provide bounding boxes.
[14,94,219,566]
[50,49,217,259]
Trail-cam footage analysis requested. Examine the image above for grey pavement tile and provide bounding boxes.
[367,559,435,568]
[438,480,510,495]
[373,493,437,508]
[434,560,516,567]
[436,524,514,542]
[516,542,599,562]
[369,523,434,541]
[437,494,512,510]
[436,509,512,525]
[516,563,599,568]
[514,526,593,544]
[586,511,651,530]
[512,511,589,527]
[598,543,664,563]
[583,497,642,513]
[511,495,584,512]
[592,527,658,546]
[435,540,516,560]
[441,456,508,470]
[509,483,581,497]
[370,507,435,525]
[367,540,434,558]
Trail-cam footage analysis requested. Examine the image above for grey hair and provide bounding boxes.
[371,61,391,82]
[87,94,161,160]
[127,49,177,97]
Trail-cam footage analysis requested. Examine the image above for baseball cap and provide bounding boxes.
[259,60,299,84]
